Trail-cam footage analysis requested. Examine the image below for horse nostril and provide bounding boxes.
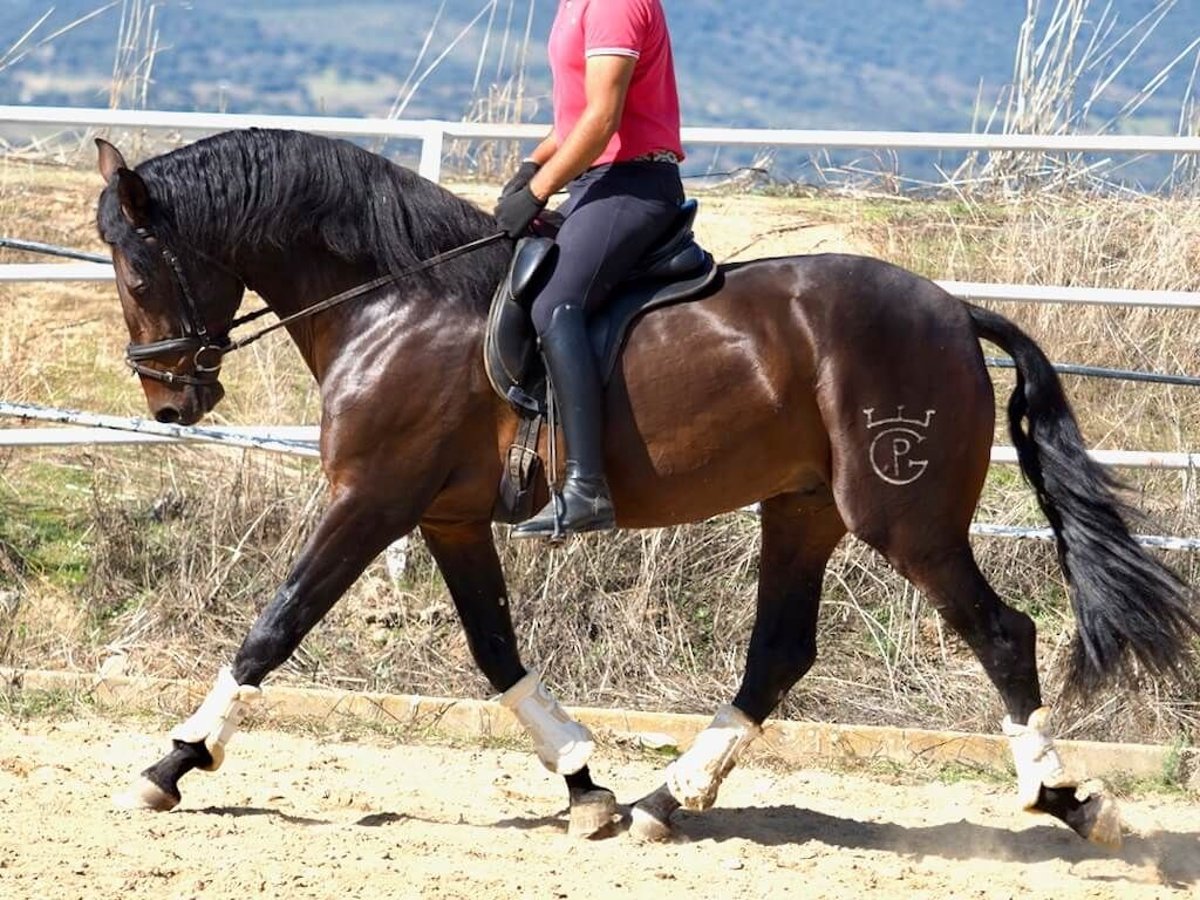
[155,406,181,425]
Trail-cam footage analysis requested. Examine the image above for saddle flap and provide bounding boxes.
[591,255,720,380]
[484,237,557,408]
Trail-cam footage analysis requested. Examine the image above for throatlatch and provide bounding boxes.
[169,666,261,771]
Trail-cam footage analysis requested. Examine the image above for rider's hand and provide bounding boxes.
[499,160,541,201]
[494,185,547,239]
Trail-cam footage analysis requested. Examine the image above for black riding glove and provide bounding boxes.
[494,185,546,239]
[499,160,541,201]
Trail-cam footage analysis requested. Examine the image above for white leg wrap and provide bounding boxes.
[168,666,262,771]
[1002,706,1072,810]
[666,704,761,811]
[500,671,594,775]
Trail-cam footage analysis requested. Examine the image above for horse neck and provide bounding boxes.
[234,241,494,383]
[230,245,369,376]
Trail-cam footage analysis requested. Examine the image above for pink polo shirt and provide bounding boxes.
[548,0,685,166]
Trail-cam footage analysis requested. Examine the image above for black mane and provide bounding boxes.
[98,128,509,308]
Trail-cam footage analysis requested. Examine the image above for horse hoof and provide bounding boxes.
[629,804,673,843]
[567,789,618,839]
[1082,791,1123,851]
[630,784,679,843]
[113,776,180,812]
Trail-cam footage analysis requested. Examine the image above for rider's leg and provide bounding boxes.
[517,299,616,535]
[514,161,683,538]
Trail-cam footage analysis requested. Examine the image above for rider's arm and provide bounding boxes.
[527,54,637,202]
[525,131,559,167]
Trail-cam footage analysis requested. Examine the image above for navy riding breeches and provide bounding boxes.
[529,160,684,334]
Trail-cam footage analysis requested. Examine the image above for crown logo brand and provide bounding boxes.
[863,406,936,430]
[862,405,937,486]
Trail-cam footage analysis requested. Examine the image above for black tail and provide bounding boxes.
[968,303,1199,696]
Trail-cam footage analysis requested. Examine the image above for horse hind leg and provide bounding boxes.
[886,539,1122,849]
[824,353,1121,848]
[631,494,846,841]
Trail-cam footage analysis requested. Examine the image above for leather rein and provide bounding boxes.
[125,227,509,387]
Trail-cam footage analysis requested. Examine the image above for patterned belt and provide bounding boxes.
[630,150,682,164]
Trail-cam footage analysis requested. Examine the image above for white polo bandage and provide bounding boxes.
[169,666,262,771]
[667,704,761,811]
[1002,706,1071,809]
[500,671,594,775]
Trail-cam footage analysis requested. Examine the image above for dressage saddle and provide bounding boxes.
[484,199,720,418]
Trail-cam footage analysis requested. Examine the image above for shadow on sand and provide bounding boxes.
[184,805,331,827]
[495,803,1198,888]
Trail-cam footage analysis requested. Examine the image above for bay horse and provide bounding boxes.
[95,130,1196,848]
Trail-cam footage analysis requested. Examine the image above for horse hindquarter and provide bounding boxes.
[800,255,995,556]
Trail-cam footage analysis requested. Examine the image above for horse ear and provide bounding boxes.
[96,138,128,183]
[115,167,152,228]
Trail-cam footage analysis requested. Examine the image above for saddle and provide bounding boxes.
[484,199,721,523]
[485,199,719,413]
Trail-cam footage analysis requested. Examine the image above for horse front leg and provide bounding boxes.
[114,487,410,811]
[420,520,618,838]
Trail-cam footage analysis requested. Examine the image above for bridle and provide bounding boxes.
[124,225,248,387]
[123,225,507,388]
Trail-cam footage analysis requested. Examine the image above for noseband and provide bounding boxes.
[124,226,237,387]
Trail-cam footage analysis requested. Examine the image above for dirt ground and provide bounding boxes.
[0,716,1197,899]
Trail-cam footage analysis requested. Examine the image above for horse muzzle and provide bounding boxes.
[150,379,224,425]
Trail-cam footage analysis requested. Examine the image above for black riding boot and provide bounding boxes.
[513,303,615,538]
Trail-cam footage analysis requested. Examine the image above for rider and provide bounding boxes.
[495,0,685,538]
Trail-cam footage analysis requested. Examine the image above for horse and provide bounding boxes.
[94,129,1197,848]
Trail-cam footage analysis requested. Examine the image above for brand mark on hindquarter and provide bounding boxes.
[863,406,937,485]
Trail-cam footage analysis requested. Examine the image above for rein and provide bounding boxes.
[125,229,509,386]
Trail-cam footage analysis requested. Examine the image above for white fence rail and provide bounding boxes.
[4,105,1200,183]
[4,106,1200,310]
[1,263,112,282]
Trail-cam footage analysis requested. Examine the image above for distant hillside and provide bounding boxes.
[3,1,1198,181]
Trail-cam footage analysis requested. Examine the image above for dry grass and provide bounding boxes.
[109,1,161,112]
[955,0,1200,193]
[1,157,1198,748]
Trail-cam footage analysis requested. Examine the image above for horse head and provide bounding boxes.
[95,138,245,425]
